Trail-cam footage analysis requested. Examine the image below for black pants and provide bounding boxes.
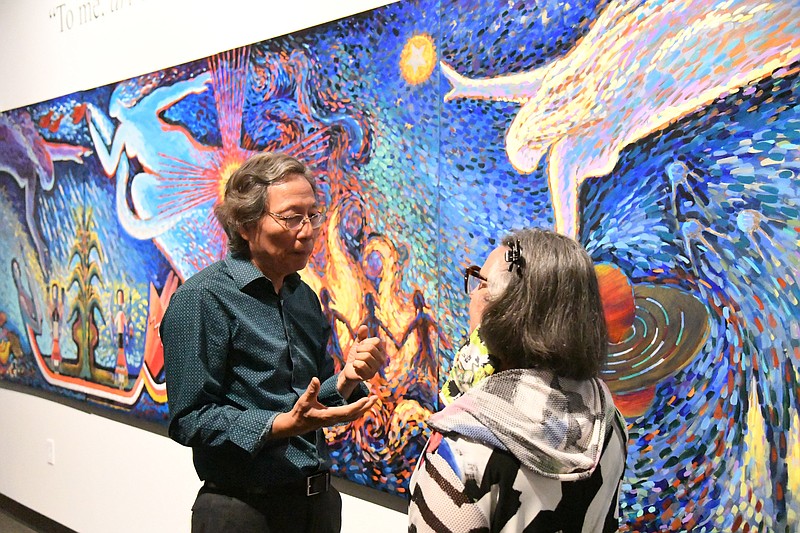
[191,483,342,533]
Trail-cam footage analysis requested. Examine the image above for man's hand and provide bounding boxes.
[270,377,377,439]
[337,325,386,398]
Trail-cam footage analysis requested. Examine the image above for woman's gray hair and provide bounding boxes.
[479,228,608,380]
[214,152,316,257]
[486,266,513,298]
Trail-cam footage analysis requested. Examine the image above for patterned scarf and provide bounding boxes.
[430,368,617,481]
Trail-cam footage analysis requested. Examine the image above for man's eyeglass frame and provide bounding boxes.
[268,211,326,231]
[464,265,487,294]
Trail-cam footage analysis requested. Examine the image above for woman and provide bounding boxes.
[409,228,627,532]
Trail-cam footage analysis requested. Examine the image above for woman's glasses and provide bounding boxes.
[464,265,487,294]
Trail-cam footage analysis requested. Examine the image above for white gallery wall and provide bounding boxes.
[1,0,395,110]
[0,1,406,532]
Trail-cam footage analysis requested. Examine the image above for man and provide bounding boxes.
[162,152,386,532]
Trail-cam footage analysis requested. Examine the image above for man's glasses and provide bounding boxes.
[464,265,487,294]
[268,211,326,231]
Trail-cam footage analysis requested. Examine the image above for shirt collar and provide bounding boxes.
[224,253,301,292]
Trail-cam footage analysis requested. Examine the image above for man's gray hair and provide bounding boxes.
[213,152,316,257]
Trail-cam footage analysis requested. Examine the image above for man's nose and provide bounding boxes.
[297,219,317,238]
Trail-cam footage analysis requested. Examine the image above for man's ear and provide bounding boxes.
[238,224,251,242]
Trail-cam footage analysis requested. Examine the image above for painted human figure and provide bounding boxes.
[320,288,355,372]
[0,311,24,373]
[358,292,399,378]
[48,283,64,372]
[359,293,398,344]
[113,289,128,388]
[11,258,42,335]
[0,111,56,264]
[397,290,452,374]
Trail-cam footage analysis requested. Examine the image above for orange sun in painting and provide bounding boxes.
[216,155,246,201]
[400,34,437,85]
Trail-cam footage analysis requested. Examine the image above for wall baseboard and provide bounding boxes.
[0,493,76,533]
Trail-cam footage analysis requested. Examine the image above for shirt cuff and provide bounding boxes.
[349,380,370,401]
[231,408,278,456]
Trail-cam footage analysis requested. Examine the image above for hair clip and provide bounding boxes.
[504,239,524,274]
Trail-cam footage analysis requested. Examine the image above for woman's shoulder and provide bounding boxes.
[434,432,520,490]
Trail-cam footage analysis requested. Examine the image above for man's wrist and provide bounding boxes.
[337,372,361,399]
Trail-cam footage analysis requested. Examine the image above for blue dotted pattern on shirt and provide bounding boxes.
[161,254,364,488]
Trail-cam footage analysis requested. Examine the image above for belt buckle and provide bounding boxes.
[306,471,330,496]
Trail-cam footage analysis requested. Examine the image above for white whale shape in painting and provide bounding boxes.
[441,0,800,237]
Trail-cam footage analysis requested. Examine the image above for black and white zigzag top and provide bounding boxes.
[408,369,628,533]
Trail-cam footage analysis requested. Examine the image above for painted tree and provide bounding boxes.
[66,207,105,380]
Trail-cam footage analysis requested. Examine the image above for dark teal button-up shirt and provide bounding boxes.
[161,253,365,489]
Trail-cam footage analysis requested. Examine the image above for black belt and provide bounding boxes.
[205,471,331,498]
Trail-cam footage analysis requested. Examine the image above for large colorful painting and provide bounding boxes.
[1,0,798,529]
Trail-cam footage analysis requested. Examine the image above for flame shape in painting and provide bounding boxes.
[441,0,800,237]
[303,201,441,494]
